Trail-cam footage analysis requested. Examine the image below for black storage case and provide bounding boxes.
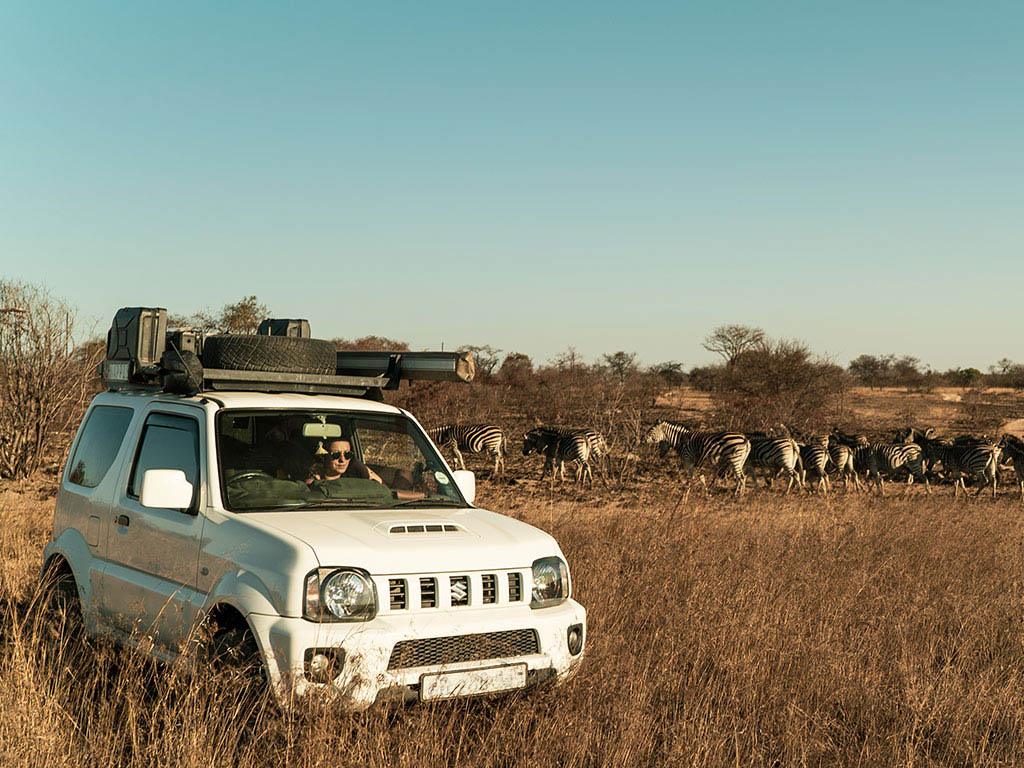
[166,328,205,357]
[258,318,310,338]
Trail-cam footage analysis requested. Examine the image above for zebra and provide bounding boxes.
[917,434,995,499]
[522,428,593,486]
[798,434,831,493]
[426,424,507,476]
[908,430,1001,498]
[643,420,689,459]
[851,442,930,495]
[901,427,952,480]
[644,420,751,495]
[827,431,866,491]
[745,434,804,493]
[529,425,611,481]
[998,434,1024,502]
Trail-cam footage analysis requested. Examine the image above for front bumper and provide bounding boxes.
[248,599,587,709]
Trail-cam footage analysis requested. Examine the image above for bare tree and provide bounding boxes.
[702,324,766,365]
[551,346,585,373]
[600,351,639,382]
[0,282,102,479]
[709,337,849,431]
[170,295,268,334]
[218,295,268,334]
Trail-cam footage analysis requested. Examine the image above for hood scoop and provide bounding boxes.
[387,522,464,535]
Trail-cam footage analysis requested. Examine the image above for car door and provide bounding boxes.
[99,406,207,654]
[58,403,138,621]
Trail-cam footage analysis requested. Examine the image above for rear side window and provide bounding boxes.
[129,413,200,501]
[66,406,134,488]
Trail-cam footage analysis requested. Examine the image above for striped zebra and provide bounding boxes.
[643,420,751,495]
[745,434,804,494]
[902,427,951,479]
[907,430,1000,497]
[998,434,1024,502]
[426,424,507,476]
[798,434,831,493]
[851,442,930,495]
[522,427,593,486]
[828,430,867,491]
[529,425,611,480]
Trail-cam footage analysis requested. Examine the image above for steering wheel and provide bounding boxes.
[226,470,269,487]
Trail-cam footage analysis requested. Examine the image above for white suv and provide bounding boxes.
[43,389,586,708]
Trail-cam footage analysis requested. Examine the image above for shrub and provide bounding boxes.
[709,339,850,431]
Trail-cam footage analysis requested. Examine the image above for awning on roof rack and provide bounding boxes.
[201,368,385,396]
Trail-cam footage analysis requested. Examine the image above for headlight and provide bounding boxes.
[303,568,377,622]
[531,556,570,609]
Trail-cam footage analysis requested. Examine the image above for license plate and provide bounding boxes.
[420,663,528,702]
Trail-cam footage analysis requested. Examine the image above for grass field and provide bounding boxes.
[2,477,1022,767]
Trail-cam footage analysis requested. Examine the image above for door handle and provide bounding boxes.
[115,514,130,527]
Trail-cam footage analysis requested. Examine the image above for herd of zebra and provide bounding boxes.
[425,423,1024,500]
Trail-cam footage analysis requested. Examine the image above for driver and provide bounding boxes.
[310,438,384,485]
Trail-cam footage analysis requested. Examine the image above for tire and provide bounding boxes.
[207,626,262,675]
[201,335,336,375]
[207,625,268,700]
[41,567,84,643]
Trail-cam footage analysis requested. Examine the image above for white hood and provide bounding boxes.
[250,506,560,575]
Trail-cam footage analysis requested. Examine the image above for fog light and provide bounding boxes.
[567,624,584,656]
[304,647,345,684]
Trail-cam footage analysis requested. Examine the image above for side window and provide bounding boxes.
[67,406,135,488]
[129,413,200,503]
[357,423,423,472]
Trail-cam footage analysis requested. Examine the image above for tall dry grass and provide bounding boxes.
[1,483,1022,767]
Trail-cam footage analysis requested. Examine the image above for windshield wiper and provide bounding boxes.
[242,500,385,512]
[390,498,465,508]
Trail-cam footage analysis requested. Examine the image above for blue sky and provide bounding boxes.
[1,2,1021,370]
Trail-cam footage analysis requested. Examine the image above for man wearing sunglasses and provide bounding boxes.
[314,438,384,485]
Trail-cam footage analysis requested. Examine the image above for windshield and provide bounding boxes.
[216,409,465,512]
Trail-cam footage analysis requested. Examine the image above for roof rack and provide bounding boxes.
[100,307,474,398]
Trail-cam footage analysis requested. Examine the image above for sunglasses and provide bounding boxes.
[326,450,353,461]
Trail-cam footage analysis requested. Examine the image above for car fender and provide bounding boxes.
[203,568,281,619]
[42,528,97,607]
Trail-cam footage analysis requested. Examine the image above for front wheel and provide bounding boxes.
[206,624,269,703]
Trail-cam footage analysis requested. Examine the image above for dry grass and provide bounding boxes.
[2,478,1023,767]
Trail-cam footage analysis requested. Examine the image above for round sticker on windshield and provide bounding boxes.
[435,471,450,485]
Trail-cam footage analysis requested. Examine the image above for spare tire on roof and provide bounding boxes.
[202,335,336,375]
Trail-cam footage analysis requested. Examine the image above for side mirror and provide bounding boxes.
[140,469,194,511]
[451,470,476,505]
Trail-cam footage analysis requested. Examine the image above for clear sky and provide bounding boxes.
[1,2,1021,371]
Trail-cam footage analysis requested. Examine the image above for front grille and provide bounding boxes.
[450,575,469,606]
[420,577,437,608]
[509,572,523,602]
[387,629,540,670]
[389,579,407,610]
[482,574,497,604]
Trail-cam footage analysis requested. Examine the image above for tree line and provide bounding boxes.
[1,284,1020,481]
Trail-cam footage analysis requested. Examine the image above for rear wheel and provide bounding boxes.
[40,565,83,643]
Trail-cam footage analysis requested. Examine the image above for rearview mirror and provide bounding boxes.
[452,470,476,505]
[302,422,342,439]
[140,469,194,511]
